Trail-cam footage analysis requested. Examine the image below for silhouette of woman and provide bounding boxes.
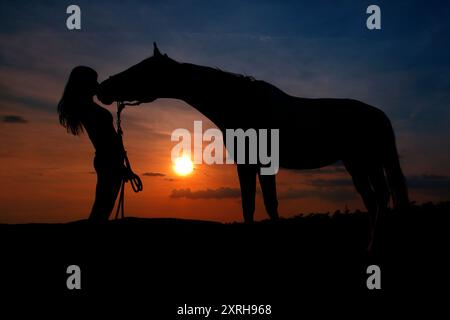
[58,66,124,222]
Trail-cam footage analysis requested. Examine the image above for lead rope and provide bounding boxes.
[115,101,143,219]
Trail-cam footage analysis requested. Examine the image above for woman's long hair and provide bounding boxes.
[58,66,98,135]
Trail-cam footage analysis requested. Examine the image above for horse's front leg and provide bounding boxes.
[237,164,258,223]
[258,172,279,220]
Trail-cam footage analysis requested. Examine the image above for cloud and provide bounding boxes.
[170,187,241,200]
[305,178,353,187]
[294,162,347,176]
[408,174,450,190]
[143,172,166,177]
[279,187,357,202]
[2,115,28,123]
[305,174,450,191]
[305,167,347,175]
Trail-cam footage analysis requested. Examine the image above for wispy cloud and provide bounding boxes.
[305,178,353,187]
[280,187,357,202]
[408,174,450,190]
[2,115,28,123]
[143,172,165,177]
[170,187,241,199]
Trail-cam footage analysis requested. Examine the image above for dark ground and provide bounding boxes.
[1,202,448,317]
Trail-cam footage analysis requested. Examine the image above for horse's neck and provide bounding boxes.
[174,63,239,117]
[169,63,293,130]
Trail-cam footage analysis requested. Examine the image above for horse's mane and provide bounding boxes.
[214,67,256,82]
[181,62,256,84]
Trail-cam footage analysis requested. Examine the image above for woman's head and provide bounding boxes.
[58,66,98,135]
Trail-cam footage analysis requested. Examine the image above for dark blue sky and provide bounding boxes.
[1,1,449,128]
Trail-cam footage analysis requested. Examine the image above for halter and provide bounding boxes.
[114,101,144,219]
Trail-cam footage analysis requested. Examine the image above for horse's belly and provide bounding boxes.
[278,130,342,169]
[279,149,340,169]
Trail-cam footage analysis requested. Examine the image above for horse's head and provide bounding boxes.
[97,43,178,105]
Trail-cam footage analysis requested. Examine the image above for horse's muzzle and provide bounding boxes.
[96,86,114,105]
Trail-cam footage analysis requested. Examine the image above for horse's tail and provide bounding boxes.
[382,118,409,210]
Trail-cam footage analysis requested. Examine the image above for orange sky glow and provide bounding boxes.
[0,94,438,224]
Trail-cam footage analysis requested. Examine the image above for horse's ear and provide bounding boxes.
[153,42,162,57]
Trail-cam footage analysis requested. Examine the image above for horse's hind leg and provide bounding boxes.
[237,164,258,223]
[344,161,377,249]
[368,165,389,215]
[368,164,390,250]
[345,161,377,213]
[258,172,279,220]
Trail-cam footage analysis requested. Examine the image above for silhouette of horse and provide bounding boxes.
[98,43,409,241]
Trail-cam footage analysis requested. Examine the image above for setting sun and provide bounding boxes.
[173,155,194,176]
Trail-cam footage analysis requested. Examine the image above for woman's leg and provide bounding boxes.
[89,170,122,222]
